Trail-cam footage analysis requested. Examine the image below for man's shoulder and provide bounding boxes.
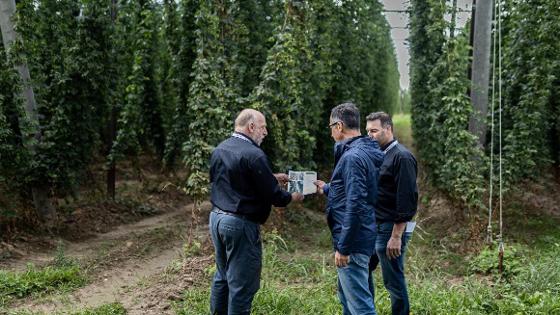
[339,148,372,168]
[346,140,383,164]
[340,147,361,161]
[394,143,416,160]
[217,137,265,159]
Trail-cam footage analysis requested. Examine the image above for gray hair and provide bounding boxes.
[330,102,360,130]
[235,109,258,128]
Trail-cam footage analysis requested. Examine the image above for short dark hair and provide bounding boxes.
[366,111,393,131]
[331,102,360,130]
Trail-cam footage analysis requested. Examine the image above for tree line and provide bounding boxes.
[409,0,560,208]
[0,0,400,224]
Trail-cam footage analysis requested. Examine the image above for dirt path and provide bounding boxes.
[10,201,214,314]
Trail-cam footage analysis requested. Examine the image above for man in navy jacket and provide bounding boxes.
[316,103,384,315]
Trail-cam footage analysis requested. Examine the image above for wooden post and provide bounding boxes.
[1,0,55,222]
[107,0,118,200]
[468,0,493,148]
[450,0,458,39]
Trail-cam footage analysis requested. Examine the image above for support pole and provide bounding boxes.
[1,0,55,223]
[468,0,493,148]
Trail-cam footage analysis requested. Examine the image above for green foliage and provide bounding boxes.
[427,32,486,207]
[181,0,231,200]
[408,0,560,207]
[2,0,401,219]
[7,303,127,315]
[13,0,80,192]
[0,263,85,303]
[111,0,165,161]
[410,1,486,207]
[71,303,127,315]
[182,239,202,257]
[0,240,85,308]
[392,114,413,148]
[159,0,181,136]
[163,0,199,168]
[223,0,273,101]
[249,1,317,171]
[406,277,560,315]
[398,89,411,114]
[514,250,560,296]
[0,42,28,191]
[499,0,560,187]
[469,245,523,278]
[40,0,113,194]
[409,0,446,140]
[0,243,84,309]
[323,0,400,117]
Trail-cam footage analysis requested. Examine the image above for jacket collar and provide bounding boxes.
[381,139,398,153]
[334,135,365,166]
[232,132,259,147]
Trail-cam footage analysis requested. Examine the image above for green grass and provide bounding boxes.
[0,263,86,308]
[70,303,126,315]
[8,302,127,315]
[392,114,413,148]
[174,205,560,315]
[1,243,87,310]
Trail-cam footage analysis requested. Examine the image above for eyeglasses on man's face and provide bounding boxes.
[328,121,342,129]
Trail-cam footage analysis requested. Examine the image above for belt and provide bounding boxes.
[212,207,256,223]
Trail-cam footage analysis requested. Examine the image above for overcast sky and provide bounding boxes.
[380,0,473,90]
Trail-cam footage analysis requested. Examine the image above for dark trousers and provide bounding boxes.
[209,210,262,315]
[368,222,412,315]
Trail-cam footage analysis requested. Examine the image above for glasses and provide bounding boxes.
[328,121,342,129]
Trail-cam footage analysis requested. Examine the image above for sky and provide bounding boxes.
[380,0,473,90]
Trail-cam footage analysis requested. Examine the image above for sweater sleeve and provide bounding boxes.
[250,155,292,207]
[394,155,418,223]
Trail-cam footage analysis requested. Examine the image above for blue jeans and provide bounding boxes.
[368,222,412,315]
[209,210,262,315]
[337,252,377,315]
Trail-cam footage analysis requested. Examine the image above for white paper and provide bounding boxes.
[287,171,317,195]
[406,221,416,233]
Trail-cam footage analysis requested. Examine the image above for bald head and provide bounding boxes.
[235,109,263,128]
[234,109,268,146]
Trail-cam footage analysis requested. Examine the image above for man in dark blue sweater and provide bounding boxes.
[315,103,384,315]
[366,112,418,315]
[209,109,304,315]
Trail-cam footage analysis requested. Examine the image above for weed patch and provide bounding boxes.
[0,251,85,309]
[174,206,560,314]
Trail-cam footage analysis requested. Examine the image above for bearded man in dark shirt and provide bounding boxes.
[366,112,418,315]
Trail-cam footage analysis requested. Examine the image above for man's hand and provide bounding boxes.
[386,222,406,260]
[386,236,402,260]
[274,173,289,186]
[291,192,304,202]
[314,180,326,194]
[335,251,349,267]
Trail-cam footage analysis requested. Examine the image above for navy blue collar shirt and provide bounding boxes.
[209,132,292,224]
